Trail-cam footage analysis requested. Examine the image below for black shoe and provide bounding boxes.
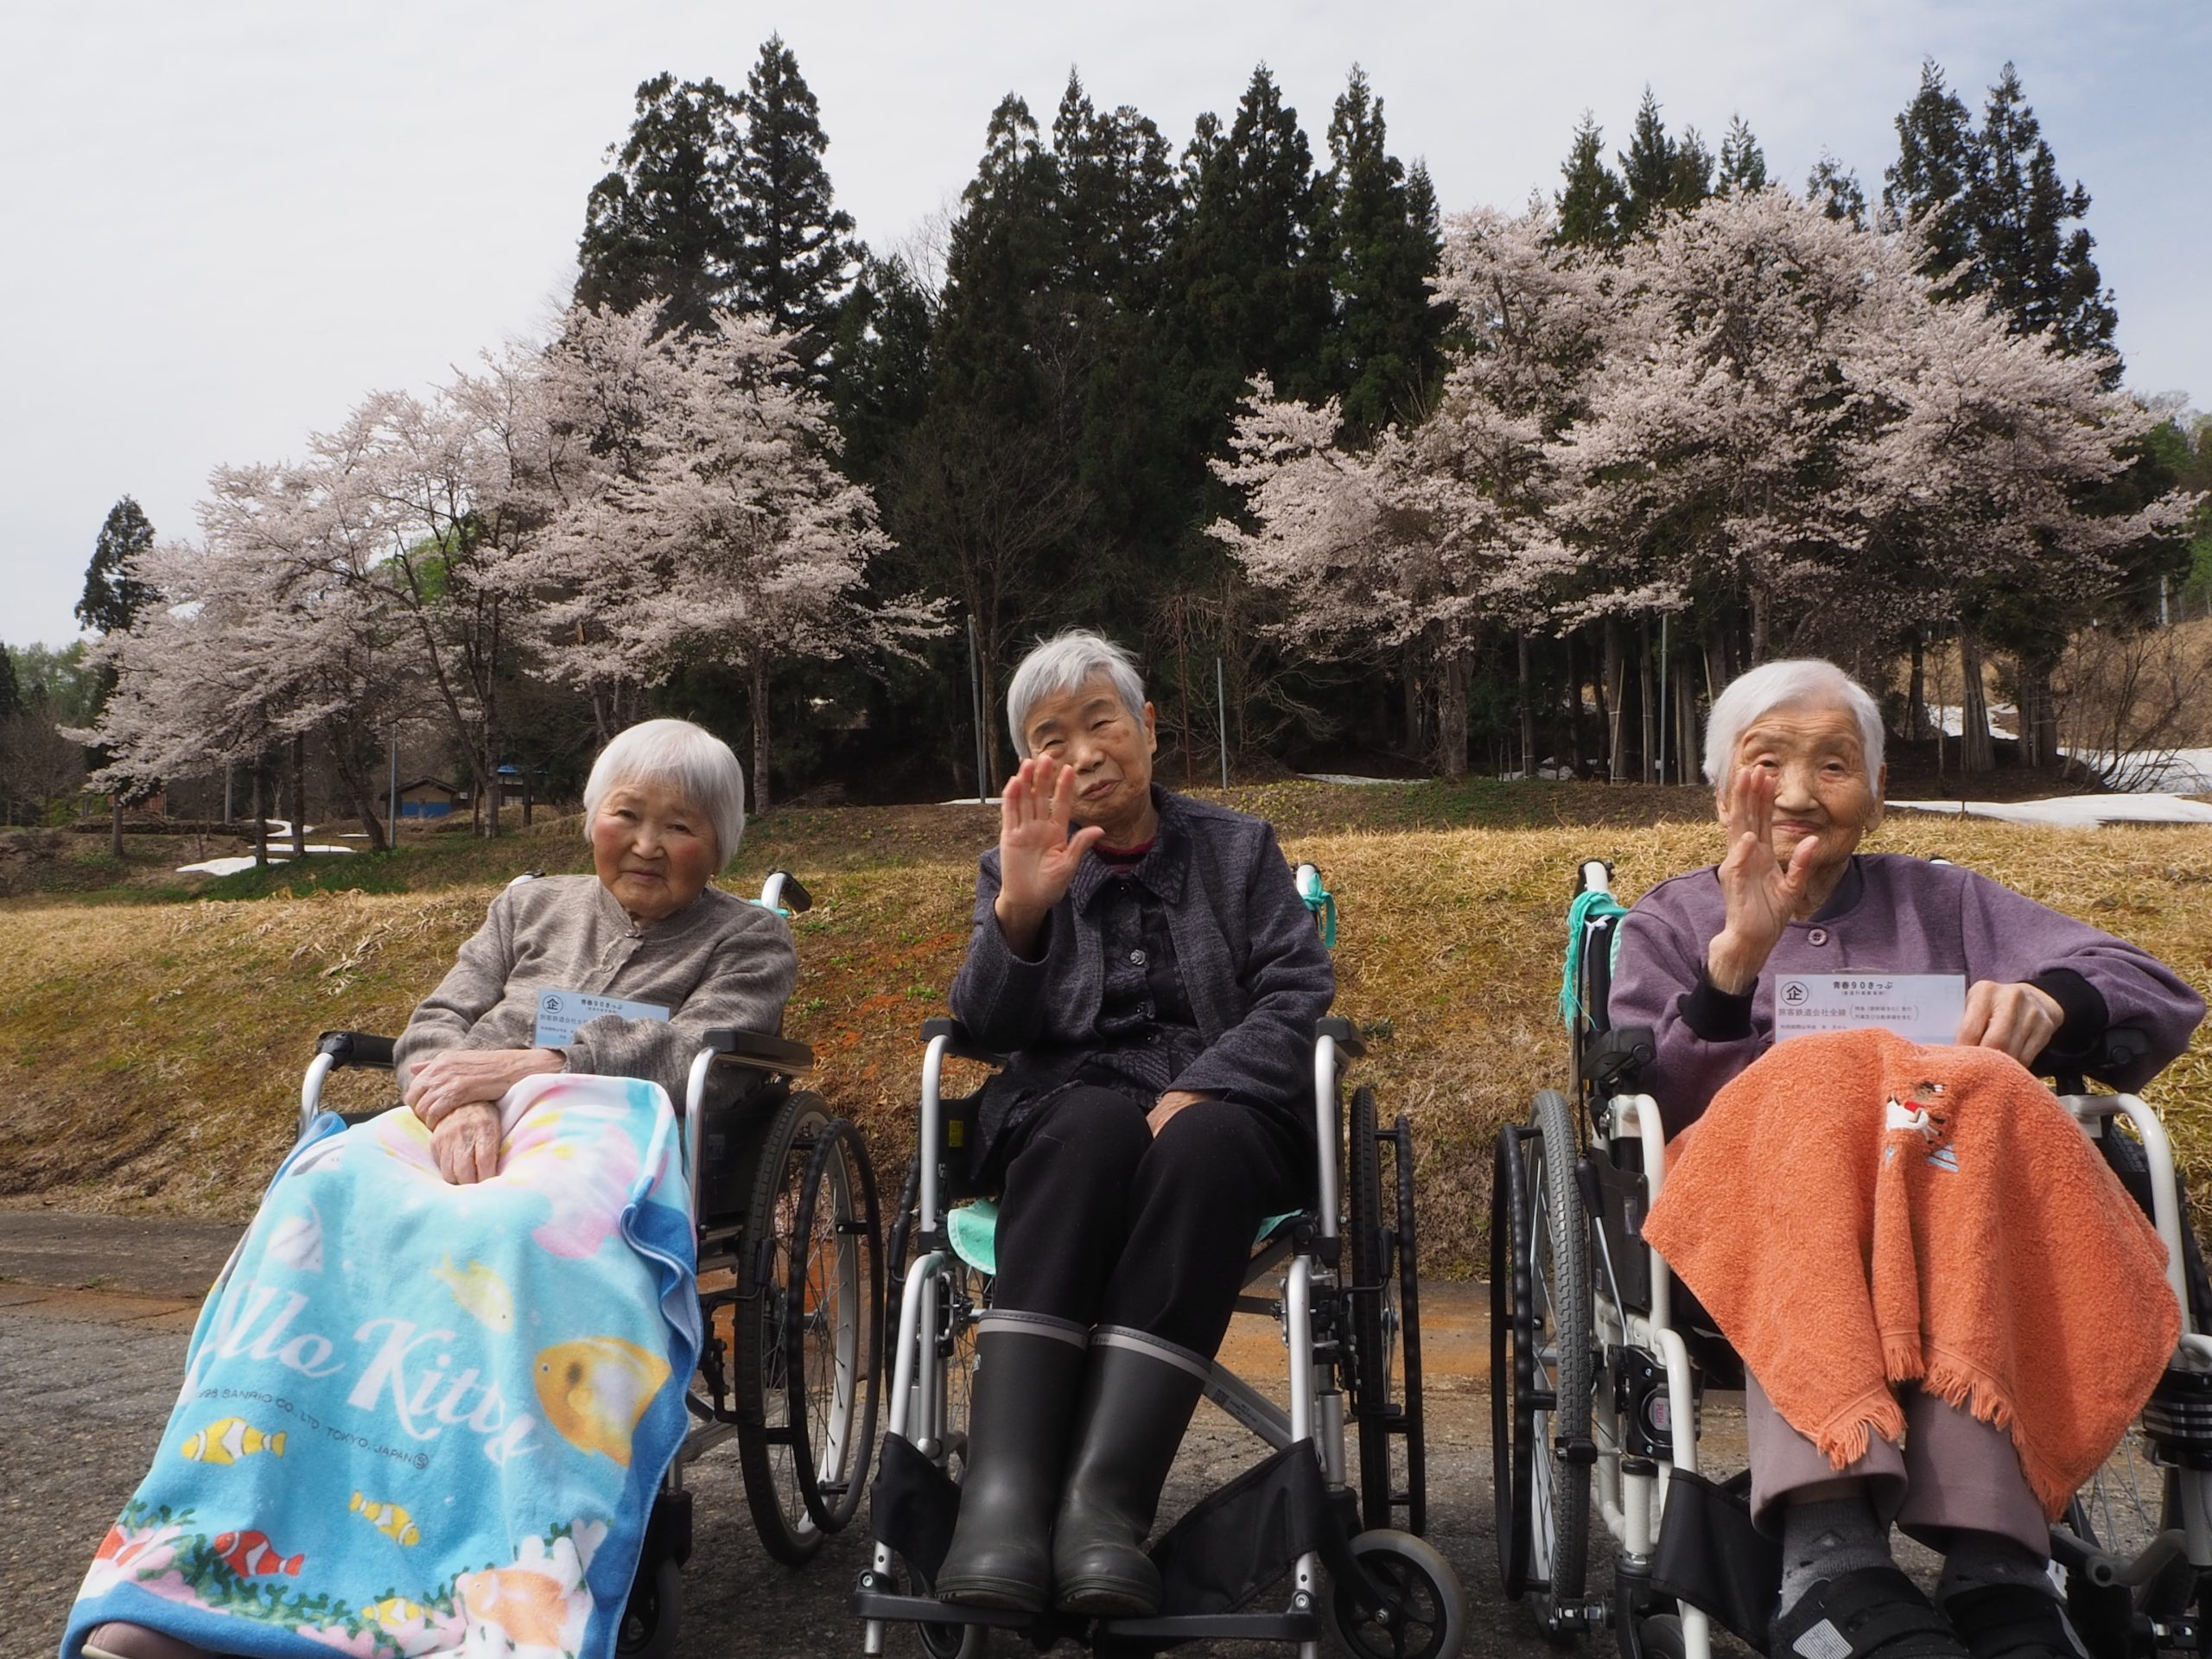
[1772,1566,1973,1658]
[1942,1583,2088,1659]
[932,1309,1089,1613]
[1052,1325,1209,1618]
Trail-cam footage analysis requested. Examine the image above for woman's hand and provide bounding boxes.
[404,1047,564,1129]
[431,1102,502,1185]
[1147,1090,1217,1136]
[993,757,1105,956]
[1957,981,2063,1068]
[1707,766,1821,995]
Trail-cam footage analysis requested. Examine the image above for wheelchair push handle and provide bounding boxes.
[315,1030,397,1070]
[918,1017,1008,1067]
[756,869,811,916]
[2051,1025,2153,1097]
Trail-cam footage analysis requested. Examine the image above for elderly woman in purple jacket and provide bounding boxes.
[931,630,1334,1620]
[1611,658,2203,1659]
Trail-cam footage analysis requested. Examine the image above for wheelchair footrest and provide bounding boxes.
[849,1591,1035,1630]
[847,1592,1319,1643]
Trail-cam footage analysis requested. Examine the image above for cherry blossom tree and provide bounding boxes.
[531,308,939,808]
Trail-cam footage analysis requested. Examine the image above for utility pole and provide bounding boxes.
[387,727,400,849]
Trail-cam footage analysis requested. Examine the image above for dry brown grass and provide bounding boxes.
[3,815,2208,1279]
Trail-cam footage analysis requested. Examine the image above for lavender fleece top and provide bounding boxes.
[1611,852,2204,1133]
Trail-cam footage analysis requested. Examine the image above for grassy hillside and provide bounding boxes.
[3,787,2208,1275]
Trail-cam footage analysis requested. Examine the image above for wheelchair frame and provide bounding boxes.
[855,868,1460,1659]
[1494,857,2212,1659]
[295,870,883,1656]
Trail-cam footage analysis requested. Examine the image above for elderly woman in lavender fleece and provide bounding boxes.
[1611,659,2204,1659]
[929,630,1333,1621]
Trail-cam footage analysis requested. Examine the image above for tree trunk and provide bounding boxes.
[1564,635,1584,777]
[323,734,388,853]
[1401,640,1426,765]
[110,793,124,859]
[290,733,308,859]
[749,659,772,815]
[2017,655,2057,769]
[1516,634,1535,779]
[1638,618,1656,785]
[1438,647,1470,779]
[1749,584,1771,664]
[1959,625,1995,773]
[1602,619,1624,784]
[1676,665,1698,786]
[251,760,270,868]
[1907,632,1928,741]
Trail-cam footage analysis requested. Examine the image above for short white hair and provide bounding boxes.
[582,718,747,872]
[1005,629,1147,754]
[1702,659,1885,784]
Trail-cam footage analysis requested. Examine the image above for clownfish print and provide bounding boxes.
[212,1529,305,1577]
[178,1417,286,1465]
[349,1491,422,1547]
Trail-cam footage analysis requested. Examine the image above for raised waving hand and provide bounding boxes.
[1707,765,1821,995]
[992,756,1104,955]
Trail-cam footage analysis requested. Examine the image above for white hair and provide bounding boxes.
[1701,659,1886,784]
[1005,629,1147,754]
[582,718,747,872]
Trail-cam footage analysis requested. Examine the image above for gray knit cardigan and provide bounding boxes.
[394,874,798,1109]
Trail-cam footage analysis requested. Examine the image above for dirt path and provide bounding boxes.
[1,1211,1616,1659]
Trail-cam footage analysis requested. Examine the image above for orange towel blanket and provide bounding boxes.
[1642,1028,2178,1518]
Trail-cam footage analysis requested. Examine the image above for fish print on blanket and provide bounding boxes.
[63,1073,700,1659]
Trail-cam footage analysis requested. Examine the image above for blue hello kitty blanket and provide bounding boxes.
[63,1074,700,1659]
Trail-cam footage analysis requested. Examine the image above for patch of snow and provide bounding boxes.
[1296,773,1435,787]
[2060,748,2212,794]
[177,846,357,876]
[936,797,1001,806]
[1888,795,2212,827]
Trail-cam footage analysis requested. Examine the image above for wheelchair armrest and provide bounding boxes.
[316,1031,397,1070]
[702,1027,816,1075]
[2052,1026,2155,1096]
[1317,1016,1366,1059]
[1586,1025,1655,1091]
[919,1017,1009,1067]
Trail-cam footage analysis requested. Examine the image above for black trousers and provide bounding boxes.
[982,1084,1307,1357]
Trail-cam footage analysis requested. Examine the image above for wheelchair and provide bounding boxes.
[297,870,883,1657]
[1491,857,2212,1659]
[852,864,1465,1659]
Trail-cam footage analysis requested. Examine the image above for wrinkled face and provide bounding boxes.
[1717,702,1885,878]
[591,779,715,924]
[1020,675,1157,834]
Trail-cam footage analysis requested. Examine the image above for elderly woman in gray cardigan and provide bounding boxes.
[932,631,1333,1621]
[394,718,796,1185]
[1611,659,2203,1659]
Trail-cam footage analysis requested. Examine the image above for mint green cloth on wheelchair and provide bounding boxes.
[63,1073,700,1659]
[945,1199,1300,1276]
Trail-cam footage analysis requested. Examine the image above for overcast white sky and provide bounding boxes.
[4,0,2205,648]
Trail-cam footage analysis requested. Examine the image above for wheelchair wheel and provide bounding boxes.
[734,1090,883,1565]
[614,1556,680,1658]
[1491,1122,1535,1599]
[1327,1528,1465,1659]
[1348,1087,1427,1535]
[1503,1089,1592,1638]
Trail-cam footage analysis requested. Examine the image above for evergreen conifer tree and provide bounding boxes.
[1807,153,1869,228]
[730,35,860,377]
[1618,87,1678,235]
[1968,63,2118,366]
[1884,60,1980,278]
[0,645,21,725]
[575,74,744,334]
[1052,73,1179,309]
[1554,113,1625,248]
[1316,66,1446,437]
[1667,125,1715,213]
[79,497,157,637]
[1716,115,1768,194]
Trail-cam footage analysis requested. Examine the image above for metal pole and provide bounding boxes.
[1216,657,1230,789]
[966,615,988,804]
[223,764,233,824]
[387,726,399,846]
[1658,613,1669,785]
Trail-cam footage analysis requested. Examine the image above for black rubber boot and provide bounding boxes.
[932,1310,1090,1612]
[1052,1325,1210,1617]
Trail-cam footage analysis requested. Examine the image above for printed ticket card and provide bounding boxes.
[533,988,671,1048]
[1771,973,1967,1046]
